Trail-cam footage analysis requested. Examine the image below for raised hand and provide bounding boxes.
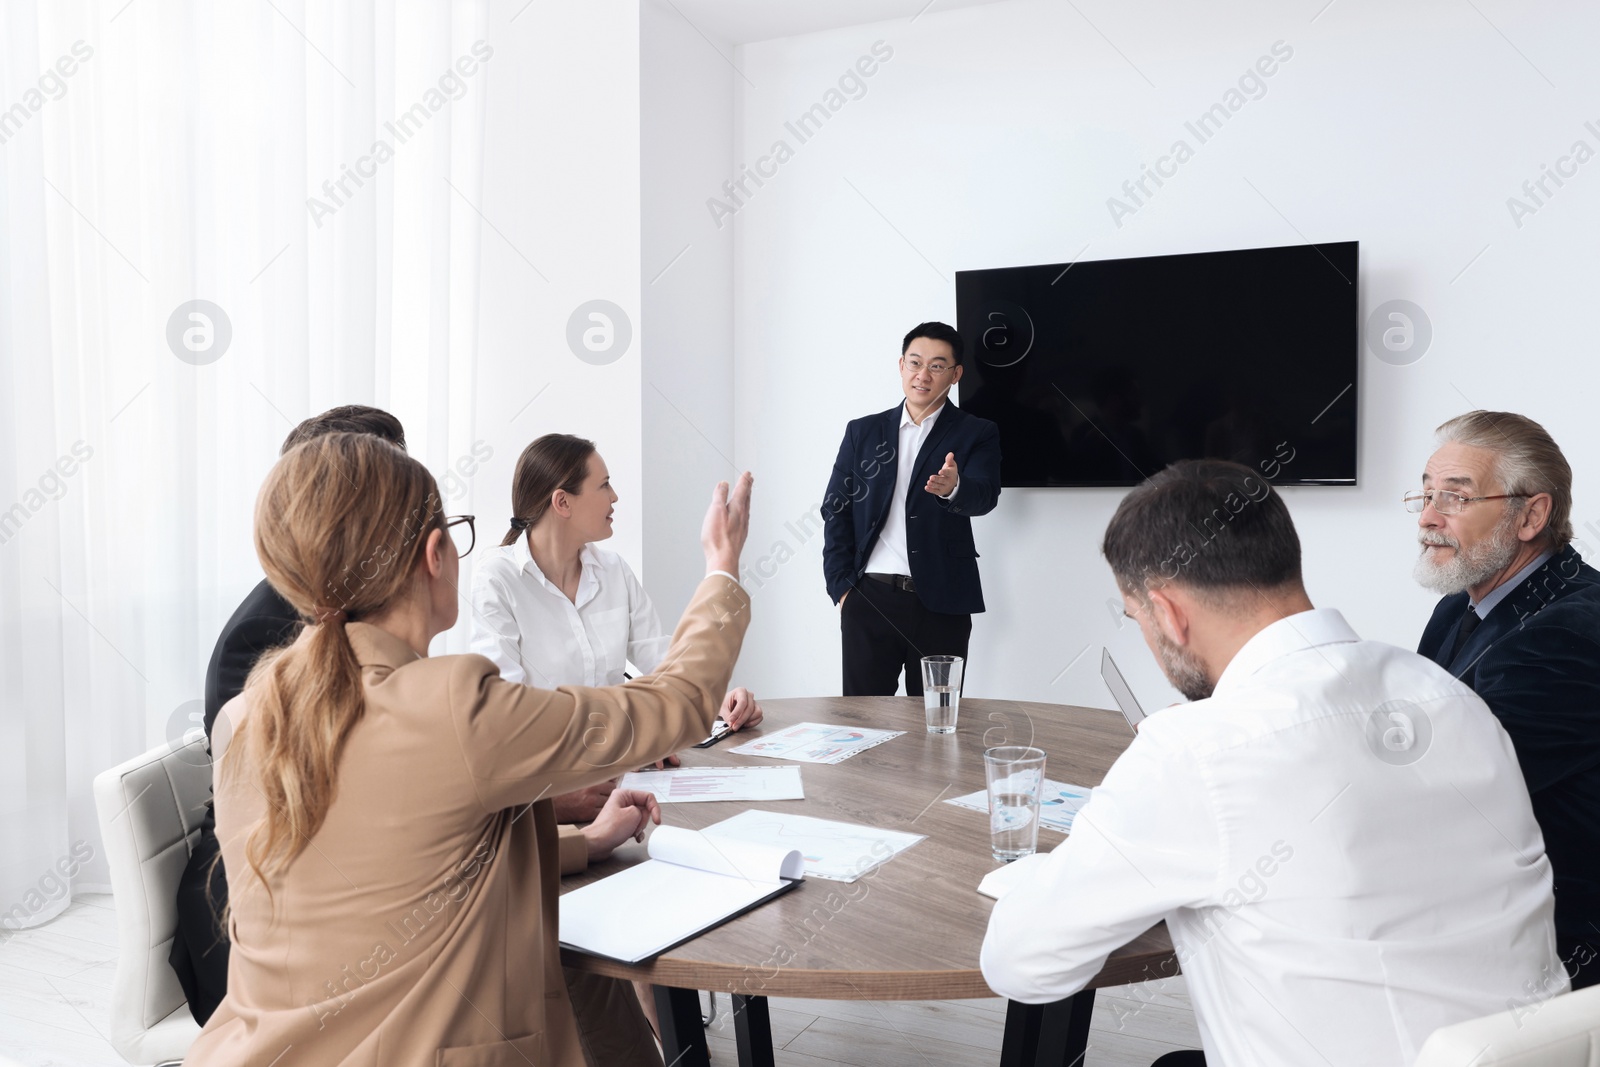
[924,452,959,497]
[702,471,753,576]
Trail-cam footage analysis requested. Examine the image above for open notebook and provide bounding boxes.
[559,826,804,964]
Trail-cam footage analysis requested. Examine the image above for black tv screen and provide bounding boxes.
[955,241,1358,487]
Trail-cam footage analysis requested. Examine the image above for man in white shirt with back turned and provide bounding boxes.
[981,458,1563,1067]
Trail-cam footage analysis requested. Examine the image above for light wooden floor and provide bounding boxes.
[0,895,1202,1065]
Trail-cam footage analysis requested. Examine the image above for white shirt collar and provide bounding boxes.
[1211,608,1361,698]
[1471,548,1555,618]
[900,399,946,430]
[510,538,603,607]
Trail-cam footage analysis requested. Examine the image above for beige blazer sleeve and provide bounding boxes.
[449,574,751,813]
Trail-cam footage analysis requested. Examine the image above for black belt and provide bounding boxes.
[865,572,916,593]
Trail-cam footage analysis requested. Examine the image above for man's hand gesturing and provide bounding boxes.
[924,452,959,498]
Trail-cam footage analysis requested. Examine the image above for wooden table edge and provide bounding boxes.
[561,942,1179,1000]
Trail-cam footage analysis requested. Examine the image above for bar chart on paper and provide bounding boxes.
[619,766,806,803]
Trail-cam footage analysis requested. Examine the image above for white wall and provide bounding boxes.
[724,0,1600,709]
[640,0,737,624]
[464,0,644,650]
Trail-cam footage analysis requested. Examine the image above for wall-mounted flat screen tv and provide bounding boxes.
[955,241,1358,487]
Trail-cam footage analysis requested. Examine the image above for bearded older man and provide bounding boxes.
[1413,410,1600,990]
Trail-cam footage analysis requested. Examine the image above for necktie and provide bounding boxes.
[1454,605,1482,657]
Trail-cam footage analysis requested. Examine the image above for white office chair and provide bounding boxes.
[1413,984,1600,1066]
[92,731,212,1065]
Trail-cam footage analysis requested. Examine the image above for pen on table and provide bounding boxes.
[693,720,735,749]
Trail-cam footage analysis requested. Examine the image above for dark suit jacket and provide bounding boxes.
[204,578,302,738]
[822,400,1001,615]
[171,578,301,1022]
[1418,545,1600,941]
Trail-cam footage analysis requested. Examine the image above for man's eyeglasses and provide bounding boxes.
[1403,490,1526,516]
[902,356,957,377]
[446,515,476,557]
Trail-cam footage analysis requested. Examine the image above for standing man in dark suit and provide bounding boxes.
[823,322,1001,696]
[170,405,406,1023]
[1411,410,1600,990]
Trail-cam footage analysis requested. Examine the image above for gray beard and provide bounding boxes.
[1154,627,1213,702]
[1413,511,1523,596]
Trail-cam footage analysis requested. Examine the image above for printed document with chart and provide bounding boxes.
[728,722,903,764]
[697,810,924,882]
[618,765,804,803]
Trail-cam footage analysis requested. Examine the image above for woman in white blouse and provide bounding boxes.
[471,434,763,750]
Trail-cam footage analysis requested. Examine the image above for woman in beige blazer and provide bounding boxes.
[187,432,754,1067]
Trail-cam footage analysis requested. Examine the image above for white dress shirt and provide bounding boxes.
[981,609,1563,1067]
[862,400,958,577]
[469,540,672,688]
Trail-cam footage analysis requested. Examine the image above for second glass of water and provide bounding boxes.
[985,745,1047,862]
[921,655,963,734]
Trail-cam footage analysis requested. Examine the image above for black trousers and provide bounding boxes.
[841,577,972,696]
[169,821,230,1024]
[1560,936,1600,990]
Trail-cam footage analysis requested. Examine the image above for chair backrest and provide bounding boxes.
[91,732,213,1058]
[1413,983,1600,1066]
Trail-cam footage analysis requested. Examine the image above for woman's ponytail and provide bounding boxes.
[228,433,443,891]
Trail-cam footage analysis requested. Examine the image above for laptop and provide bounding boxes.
[1100,649,1146,733]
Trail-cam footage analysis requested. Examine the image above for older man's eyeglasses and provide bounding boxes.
[1403,490,1526,516]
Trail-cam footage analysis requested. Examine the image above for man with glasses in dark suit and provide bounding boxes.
[822,322,1001,696]
[1412,410,1600,990]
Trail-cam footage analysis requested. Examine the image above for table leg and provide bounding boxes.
[731,994,776,1067]
[654,986,710,1067]
[1000,990,1095,1067]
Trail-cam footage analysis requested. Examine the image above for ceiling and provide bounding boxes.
[657,0,1007,46]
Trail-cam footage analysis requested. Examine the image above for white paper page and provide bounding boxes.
[699,810,924,882]
[977,852,1052,900]
[619,765,804,803]
[727,722,903,765]
[945,780,1091,834]
[646,825,805,882]
[559,860,786,964]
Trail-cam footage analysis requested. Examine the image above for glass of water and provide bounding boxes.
[985,745,1047,862]
[921,655,963,734]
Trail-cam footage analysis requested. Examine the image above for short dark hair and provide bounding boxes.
[902,321,964,365]
[1102,459,1302,602]
[281,405,406,455]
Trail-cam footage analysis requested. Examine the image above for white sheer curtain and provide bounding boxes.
[0,0,488,916]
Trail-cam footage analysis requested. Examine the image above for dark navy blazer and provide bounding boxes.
[821,401,1001,615]
[1418,545,1600,942]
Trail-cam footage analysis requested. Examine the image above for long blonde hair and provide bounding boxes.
[228,432,444,890]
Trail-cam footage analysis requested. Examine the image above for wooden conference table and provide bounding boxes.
[560,696,1179,1067]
